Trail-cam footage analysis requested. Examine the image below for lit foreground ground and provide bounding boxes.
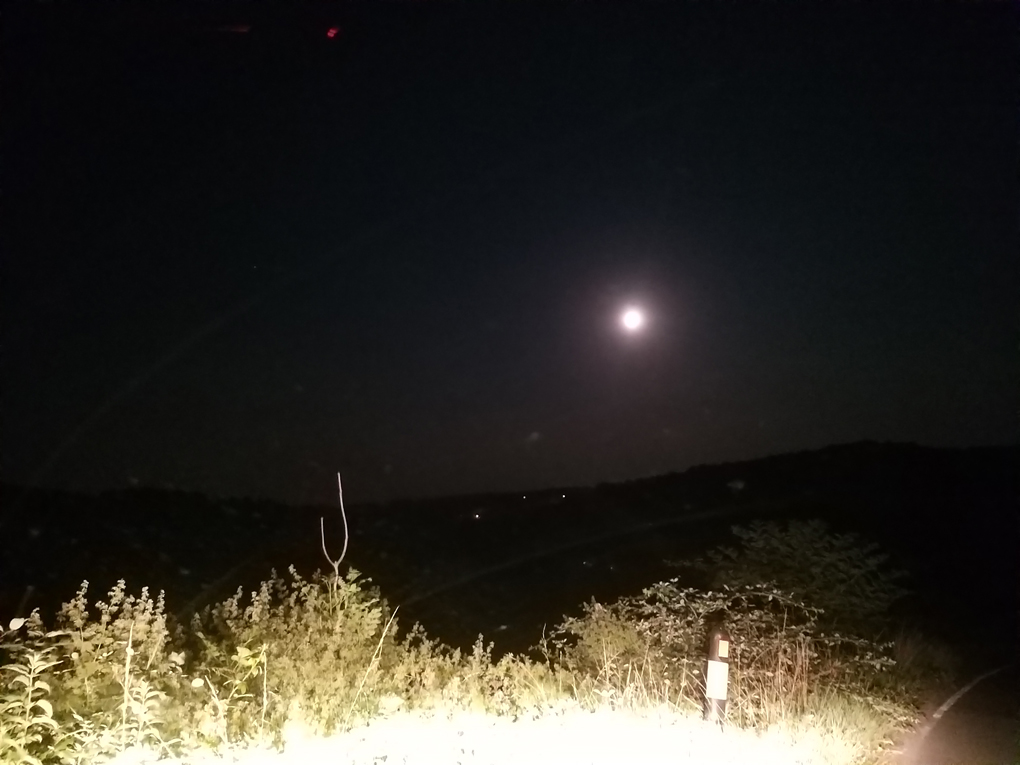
[106,701,860,765]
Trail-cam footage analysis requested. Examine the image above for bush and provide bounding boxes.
[188,564,398,743]
[0,567,415,761]
[668,518,912,637]
[540,578,918,734]
[0,581,186,765]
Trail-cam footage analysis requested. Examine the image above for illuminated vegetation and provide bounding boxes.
[0,514,959,764]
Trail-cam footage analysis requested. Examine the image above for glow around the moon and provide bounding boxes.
[620,307,645,331]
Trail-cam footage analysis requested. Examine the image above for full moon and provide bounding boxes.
[620,307,645,331]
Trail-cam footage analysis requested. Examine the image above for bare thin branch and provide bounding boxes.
[320,471,350,579]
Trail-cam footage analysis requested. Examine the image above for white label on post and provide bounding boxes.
[717,639,729,659]
[706,659,729,700]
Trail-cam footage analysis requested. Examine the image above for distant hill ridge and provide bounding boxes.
[2,440,1015,515]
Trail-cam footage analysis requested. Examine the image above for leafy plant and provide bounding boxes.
[66,625,180,764]
[191,640,271,747]
[0,625,73,765]
[52,579,179,721]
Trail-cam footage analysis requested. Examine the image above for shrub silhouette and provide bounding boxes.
[669,518,911,637]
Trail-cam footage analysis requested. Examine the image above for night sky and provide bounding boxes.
[3,3,1016,506]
